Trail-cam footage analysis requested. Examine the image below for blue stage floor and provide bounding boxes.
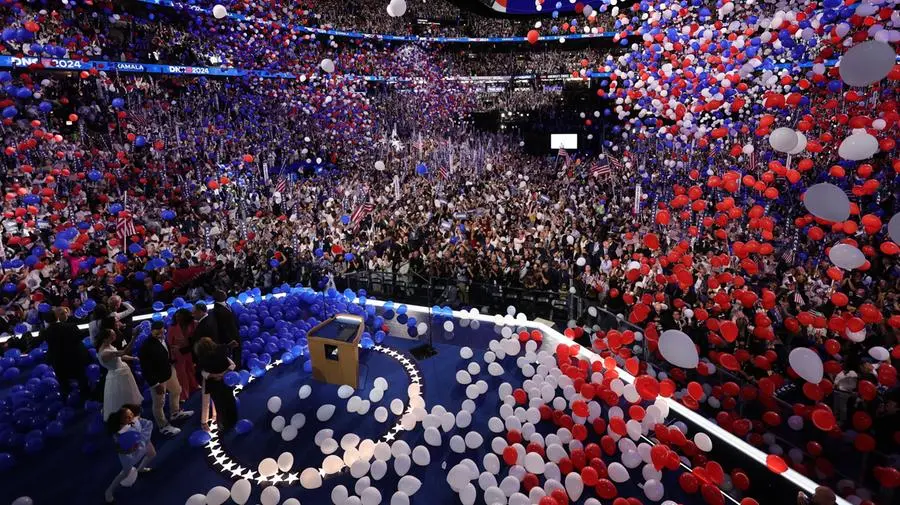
[2,329,738,505]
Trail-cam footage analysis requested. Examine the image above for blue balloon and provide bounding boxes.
[340,215,350,225]
[134,136,147,148]
[112,98,125,109]
[223,371,241,387]
[24,436,43,454]
[152,302,164,312]
[188,430,212,447]
[0,453,14,472]
[302,359,312,373]
[38,101,52,113]
[234,419,253,435]
[117,430,142,451]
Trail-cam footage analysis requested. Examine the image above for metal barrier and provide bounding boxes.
[342,270,573,325]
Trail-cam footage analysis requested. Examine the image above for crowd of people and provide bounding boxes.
[0,0,898,503]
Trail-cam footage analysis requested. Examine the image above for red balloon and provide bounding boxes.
[502,446,518,466]
[595,479,617,500]
[766,454,788,474]
[679,472,700,493]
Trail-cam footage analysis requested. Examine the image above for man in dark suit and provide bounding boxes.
[139,321,193,435]
[191,302,218,347]
[211,290,241,365]
[42,307,92,401]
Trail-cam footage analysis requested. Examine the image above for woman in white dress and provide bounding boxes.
[95,328,144,421]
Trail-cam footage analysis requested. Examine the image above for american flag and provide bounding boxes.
[590,163,611,178]
[350,202,375,228]
[274,176,287,194]
[747,147,758,173]
[116,210,136,243]
[438,166,449,180]
[609,156,624,172]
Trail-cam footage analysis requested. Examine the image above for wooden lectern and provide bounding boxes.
[307,314,364,388]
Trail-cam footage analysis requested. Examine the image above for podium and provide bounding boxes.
[307,314,364,388]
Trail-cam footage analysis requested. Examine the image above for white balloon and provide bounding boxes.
[281,425,298,441]
[277,452,294,472]
[206,486,230,505]
[803,183,851,222]
[333,485,350,504]
[371,460,388,480]
[460,347,474,359]
[186,494,206,505]
[398,475,422,496]
[644,479,665,501]
[424,427,442,446]
[829,244,866,270]
[564,472,584,501]
[789,347,824,383]
[351,459,370,479]
[456,370,472,385]
[374,406,388,422]
[375,160,386,171]
[361,487,382,505]
[412,445,431,466]
[394,454,412,476]
[889,213,900,243]
[869,346,889,361]
[321,438,338,454]
[267,396,282,413]
[338,385,355,399]
[787,131,807,155]
[290,413,306,428]
[465,431,484,449]
[283,499,301,505]
[320,58,335,73]
[839,132,879,161]
[694,433,713,452]
[459,483,476,505]
[839,40,896,86]
[230,480,252,505]
[298,384,312,399]
[258,458,278,477]
[212,4,227,19]
[355,477,372,496]
[260,486,280,505]
[769,127,798,153]
[658,330,699,368]
[608,462,629,483]
[300,467,323,489]
[444,321,455,332]
[524,453,545,473]
[323,455,344,474]
[391,491,410,505]
[317,404,336,421]
[388,0,407,17]
[271,415,285,432]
